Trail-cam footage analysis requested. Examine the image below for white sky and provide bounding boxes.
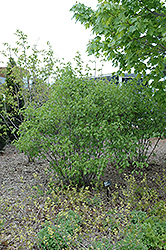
[0,0,117,76]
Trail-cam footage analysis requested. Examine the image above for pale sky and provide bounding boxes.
[0,0,117,75]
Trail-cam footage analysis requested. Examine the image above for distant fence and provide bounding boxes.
[91,73,147,86]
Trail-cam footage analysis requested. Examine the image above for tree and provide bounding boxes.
[70,0,166,104]
[0,57,24,151]
[1,30,55,106]
[0,30,55,147]
[5,57,24,115]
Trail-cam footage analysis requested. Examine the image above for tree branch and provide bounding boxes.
[138,0,166,17]
[147,10,166,17]
[159,43,166,51]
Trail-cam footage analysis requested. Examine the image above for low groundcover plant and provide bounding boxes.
[35,173,166,250]
[0,166,165,249]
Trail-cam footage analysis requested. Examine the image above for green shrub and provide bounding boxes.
[15,62,120,186]
[0,103,7,152]
[37,210,82,249]
[140,216,166,249]
[125,211,166,250]
[37,225,68,250]
[15,56,165,185]
[92,210,166,250]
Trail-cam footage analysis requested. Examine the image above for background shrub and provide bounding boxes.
[0,57,24,148]
[0,98,8,152]
[0,30,55,150]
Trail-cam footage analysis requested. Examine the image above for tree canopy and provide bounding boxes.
[70,0,166,103]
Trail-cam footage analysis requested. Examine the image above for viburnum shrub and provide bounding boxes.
[15,56,165,185]
[15,62,116,186]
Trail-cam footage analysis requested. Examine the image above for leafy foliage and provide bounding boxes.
[0,30,55,148]
[37,210,81,249]
[15,56,165,186]
[0,97,7,151]
[0,57,24,147]
[15,61,115,186]
[93,214,166,250]
[114,211,166,250]
[70,0,166,104]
